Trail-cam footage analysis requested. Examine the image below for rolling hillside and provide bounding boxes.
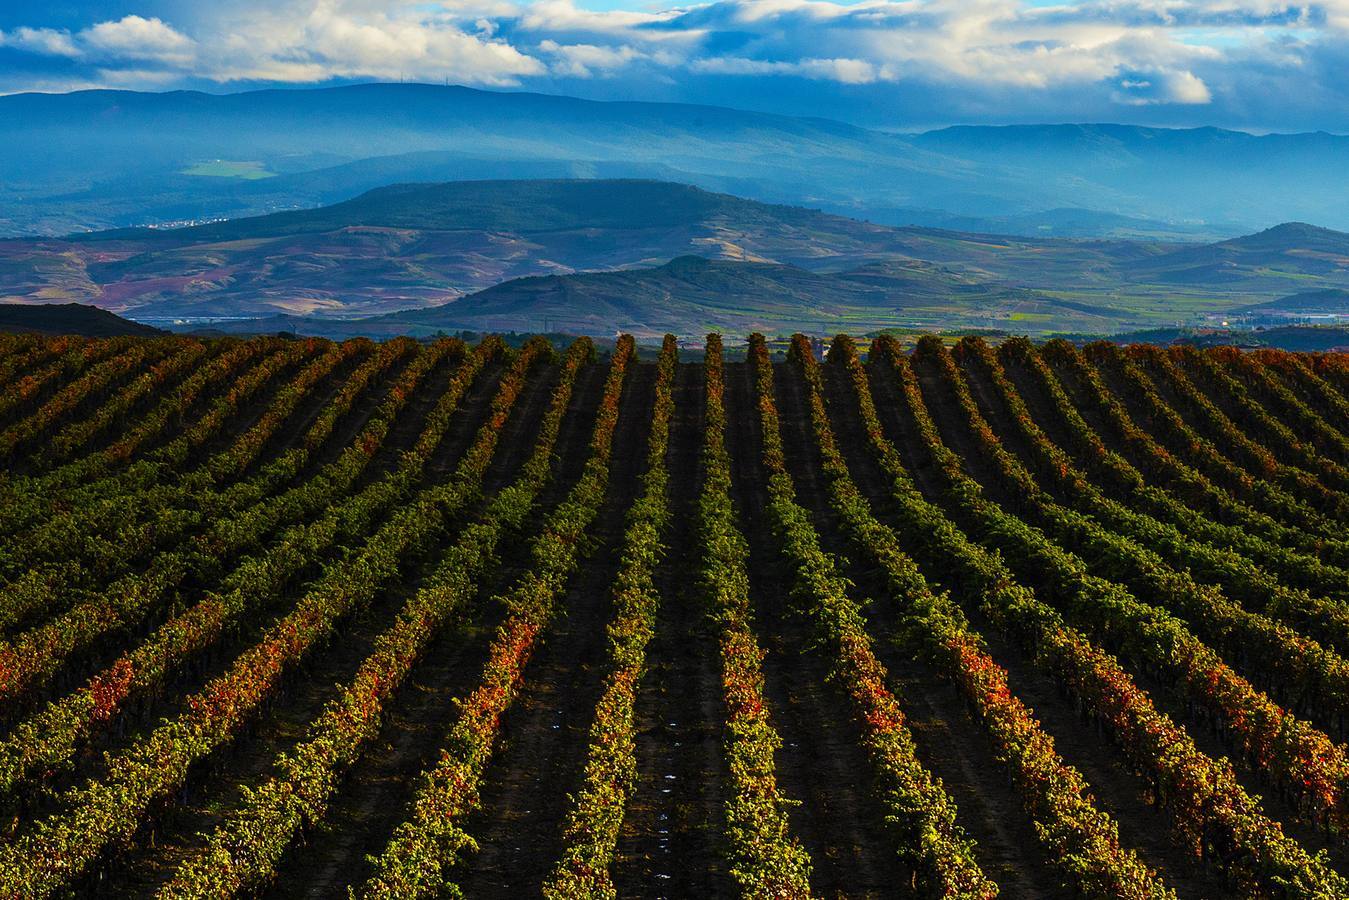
[366,255,1097,339]
[1139,222,1349,277]
[2,180,1158,322]
[5,179,1349,337]
[1241,288,1349,313]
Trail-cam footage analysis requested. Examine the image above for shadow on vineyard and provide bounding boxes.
[1,329,1348,898]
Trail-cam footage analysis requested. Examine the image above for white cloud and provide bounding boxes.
[203,1,547,86]
[1167,68,1214,101]
[0,0,1335,119]
[80,16,196,66]
[691,55,892,83]
[0,27,81,58]
[539,40,647,77]
[1114,67,1213,102]
[518,0,685,38]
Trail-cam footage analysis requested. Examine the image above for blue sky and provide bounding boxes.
[1,0,1345,131]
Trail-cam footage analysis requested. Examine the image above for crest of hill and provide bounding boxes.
[369,253,1048,338]
[15,176,1349,331]
[1219,222,1349,254]
[0,303,163,337]
[80,179,839,242]
[1240,287,1349,313]
[1131,221,1349,285]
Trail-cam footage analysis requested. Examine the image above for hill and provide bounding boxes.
[0,303,163,337]
[8,179,1349,337]
[86,179,828,242]
[7,179,1151,323]
[1132,223,1349,291]
[911,124,1349,232]
[6,84,1349,238]
[232,256,1116,340]
[1240,288,1349,314]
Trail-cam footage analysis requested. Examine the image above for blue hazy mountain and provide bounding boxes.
[3,83,1348,238]
[913,125,1349,235]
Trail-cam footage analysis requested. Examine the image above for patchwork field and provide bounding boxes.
[1,330,1349,897]
[178,161,276,180]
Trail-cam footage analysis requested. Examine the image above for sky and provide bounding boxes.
[0,0,1345,131]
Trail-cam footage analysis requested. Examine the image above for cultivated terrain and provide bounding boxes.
[1,330,1349,898]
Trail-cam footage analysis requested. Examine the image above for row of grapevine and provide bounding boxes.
[1125,344,1349,515]
[1183,345,1349,489]
[960,338,1349,728]
[1029,341,1349,658]
[0,338,377,606]
[0,338,176,460]
[0,335,67,395]
[0,336,281,515]
[999,338,1349,611]
[0,330,1346,897]
[544,334,678,898]
[1258,348,1349,437]
[0,338,311,563]
[0,338,582,896]
[1066,340,1343,544]
[0,336,140,424]
[0,339,460,718]
[755,335,998,897]
[693,334,814,897]
[152,338,324,469]
[197,337,366,482]
[98,338,272,464]
[1122,340,1349,523]
[201,336,417,518]
[920,338,1349,828]
[353,336,634,899]
[803,334,1174,898]
[0,340,295,634]
[853,335,1345,895]
[46,338,212,462]
[0,336,513,798]
[156,335,600,897]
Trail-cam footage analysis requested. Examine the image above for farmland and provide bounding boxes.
[2,329,1349,898]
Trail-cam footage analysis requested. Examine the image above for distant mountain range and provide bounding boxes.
[4,179,1344,338]
[3,84,1348,239]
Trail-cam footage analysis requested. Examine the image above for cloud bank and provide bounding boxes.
[0,0,1345,129]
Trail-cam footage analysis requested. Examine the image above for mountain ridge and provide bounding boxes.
[6,83,1349,238]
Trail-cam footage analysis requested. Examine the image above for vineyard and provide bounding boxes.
[3,329,1349,899]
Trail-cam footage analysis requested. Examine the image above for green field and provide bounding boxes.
[179,160,275,180]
